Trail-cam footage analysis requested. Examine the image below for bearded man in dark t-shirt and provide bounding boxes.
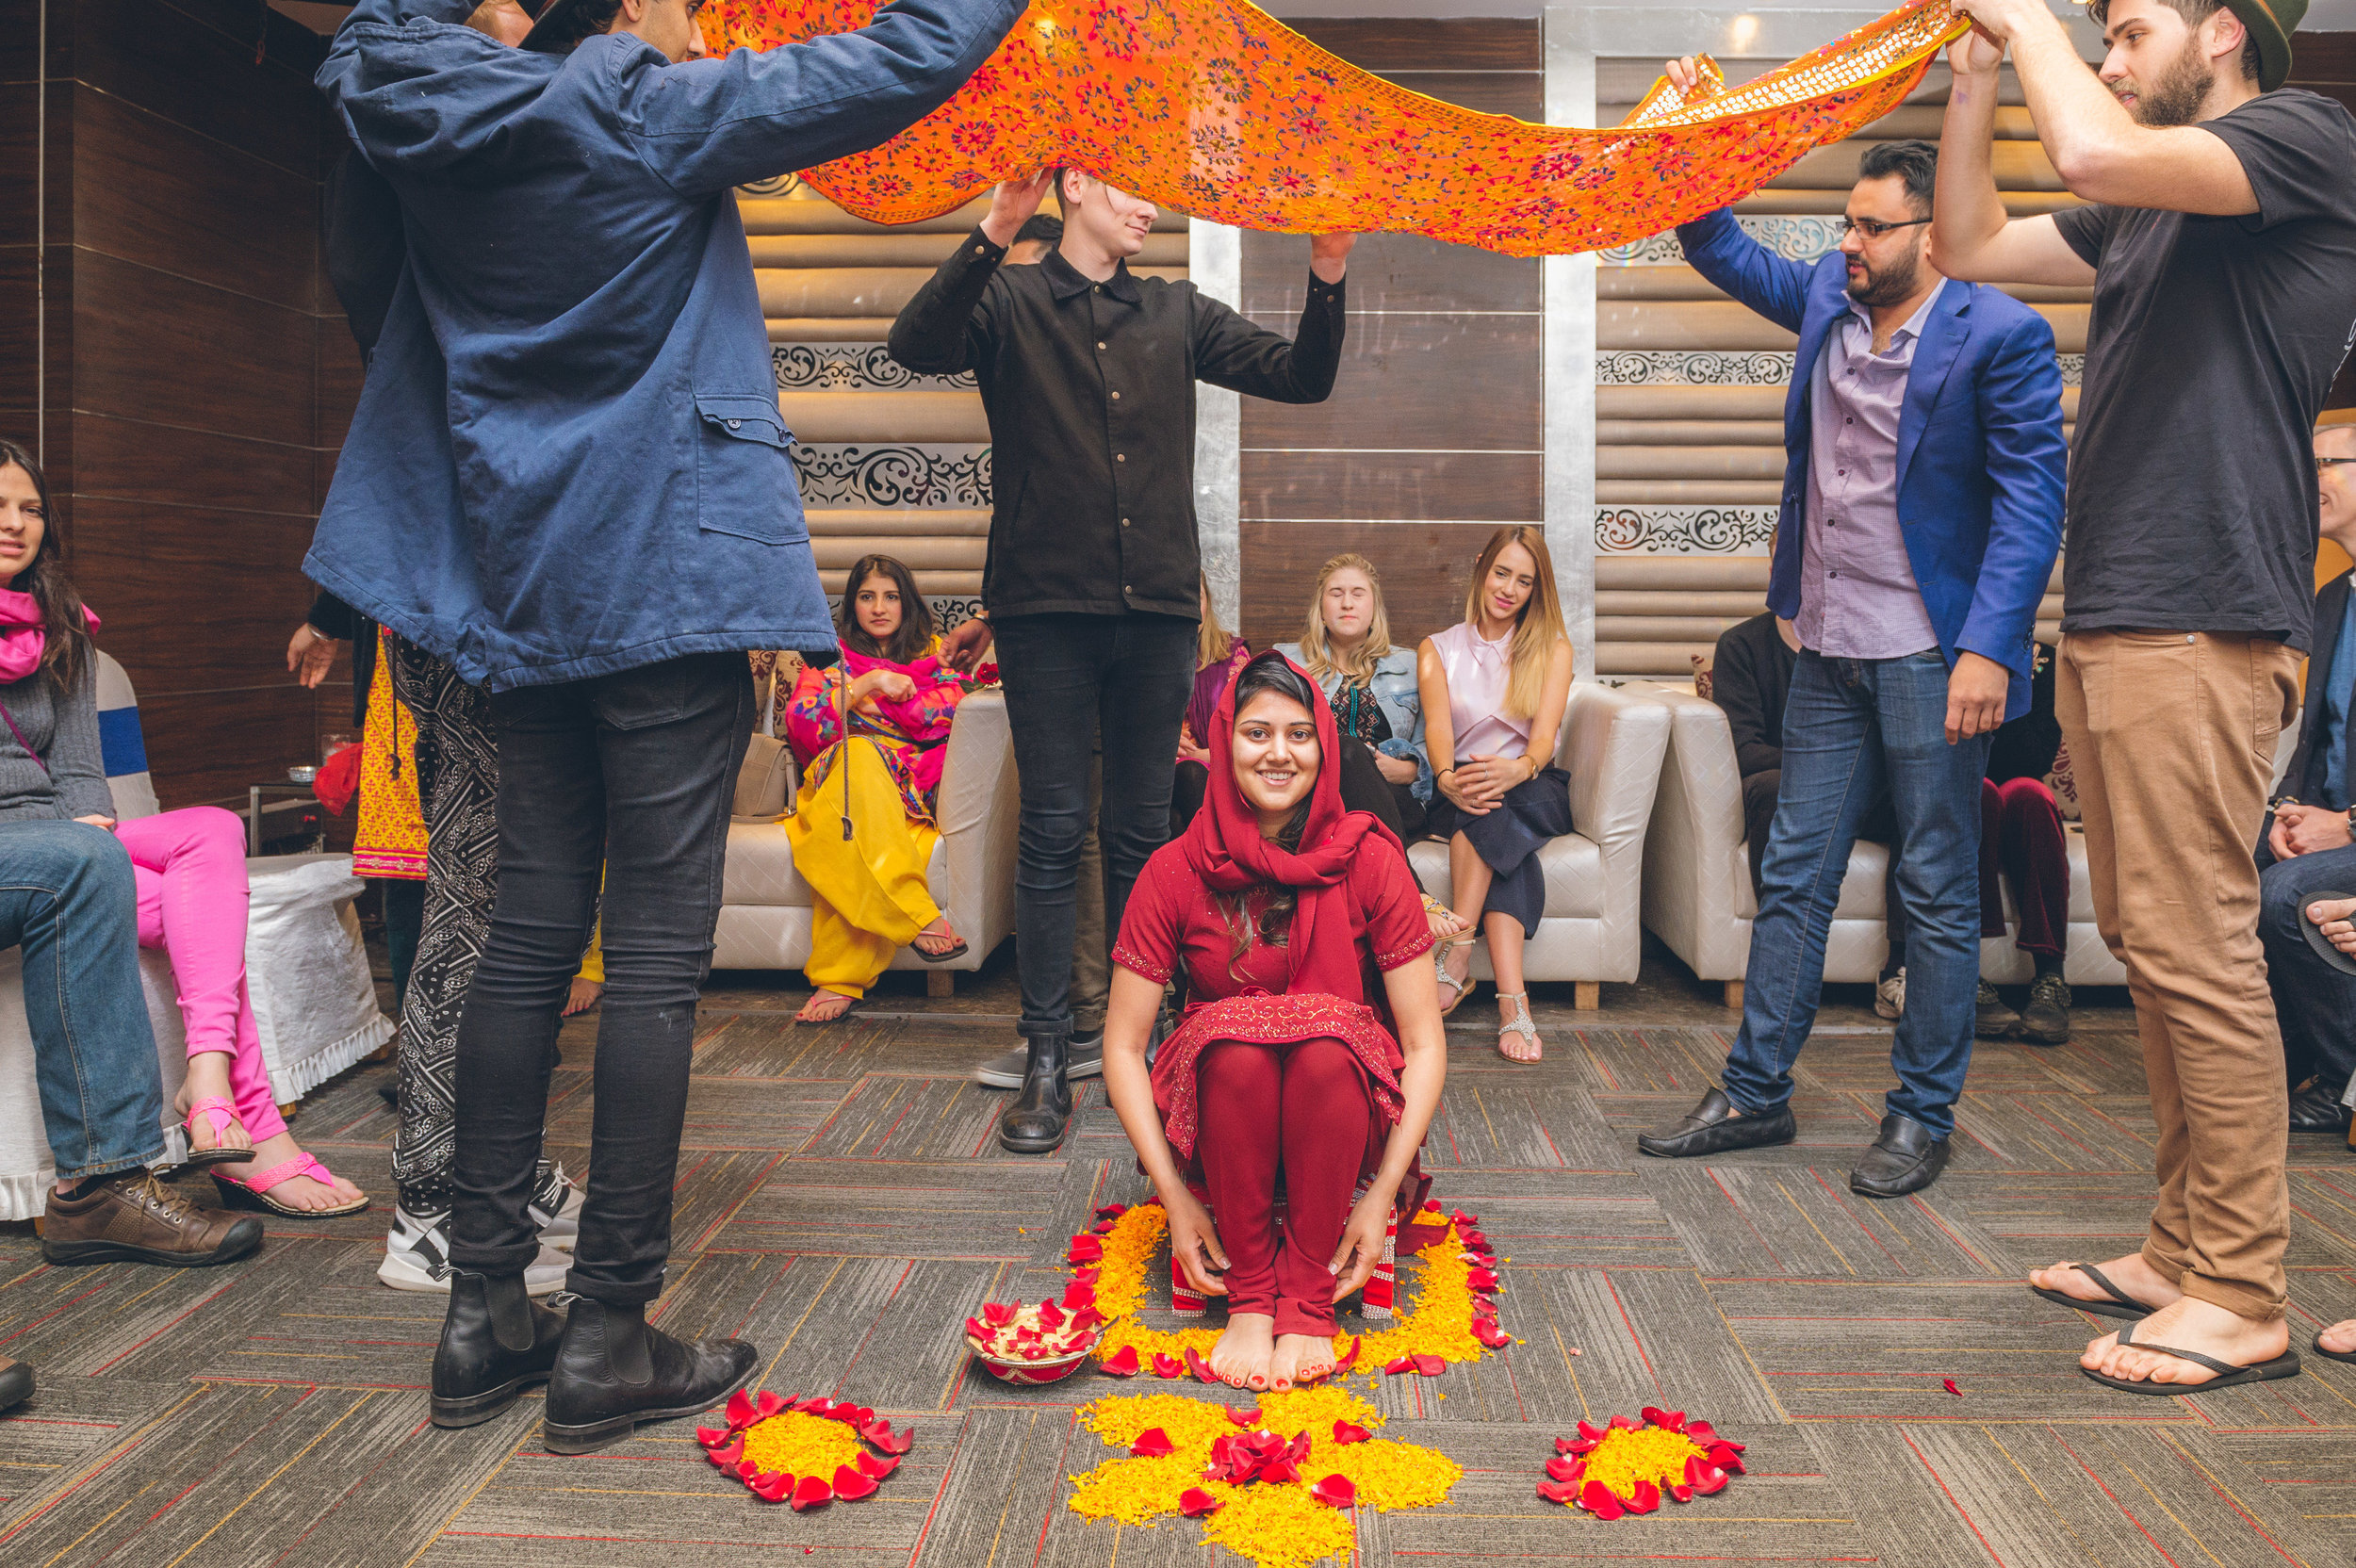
[1938,0,2356,1396]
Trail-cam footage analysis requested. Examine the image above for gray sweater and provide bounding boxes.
[0,650,118,822]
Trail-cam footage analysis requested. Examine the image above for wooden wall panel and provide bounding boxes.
[0,252,33,425]
[317,315,363,453]
[68,500,317,694]
[67,0,324,176]
[137,685,321,810]
[1243,449,1542,524]
[71,413,314,515]
[1235,17,1542,656]
[73,249,317,446]
[1242,313,1539,451]
[72,88,318,309]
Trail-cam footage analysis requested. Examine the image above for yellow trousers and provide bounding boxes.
[784,739,941,1000]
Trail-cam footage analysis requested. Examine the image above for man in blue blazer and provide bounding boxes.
[1639,131,2067,1196]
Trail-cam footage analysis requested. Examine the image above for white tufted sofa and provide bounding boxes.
[712,689,1019,988]
[0,653,392,1219]
[1639,686,2302,1007]
[1405,683,1672,1007]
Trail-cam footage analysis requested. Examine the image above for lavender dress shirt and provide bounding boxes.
[1794,280,1949,660]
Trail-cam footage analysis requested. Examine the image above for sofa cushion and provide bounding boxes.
[1406,833,1603,923]
[723,818,950,908]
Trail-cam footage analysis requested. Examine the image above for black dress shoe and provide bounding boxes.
[432,1270,566,1429]
[1636,1088,1797,1159]
[1849,1112,1950,1198]
[2288,1078,2353,1134]
[997,1030,1072,1154]
[542,1298,758,1455]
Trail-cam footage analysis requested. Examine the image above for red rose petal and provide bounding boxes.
[1466,1268,1501,1291]
[964,1316,990,1343]
[1152,1353,1185,1380]
[1554,1436,1578,1456]
[1038,1298,1066,1330]
[1067,1235,1104,1264]
[1706,1443,1745,1475]
[1062,1280,1097,1310]
[1131,1428,1176,1458]
[1071,1267,1102,1287]
[1684,1419,1719,1444]
[1228,1407,1262,1427]
[1685,1455,1728,1496]
[790,1475,832,1511]
[1333,1338,1361,1375]
[1094,1203,1128,1223]
[1608,1413,1638,1430]
[1383,1355,1415,1375]
[1576,1419,1606,1444]
[1332,1419,1371,1446]
[1101,1345,1140,1377]
[982,1301,1018,1328]
[1625,1479,1662,1515]
[737,1459,759,1481]
[1311,1474,1356,1510]
[831,1464,878,1500]
[748,1470,792,1503]
[1640,1406,1670,1427]
[1259,1455,1301,1487]
[1568,1438,1599,1456]
[1473,1319,1512,1348]
[1545,1454,1583,1483]
[696,1425,729,1448]
[857,1450,900,1479]
[1286,1431,1311,1466]
[755,1390,786,1420]
[1069,1305,1106,1331]
[878,1424,914,1456]
[1412,1353,1445,1377]
[1186,1347,1219,1384]
[1942,1378,1963,1397]
[1579,1479,1624,1520]
[708,1438,744,1468]
[725,1389,756,1430]
[1178,1487,1223,1517]
[1536,1477,1580,1504]
[1668,1481,1694,1504]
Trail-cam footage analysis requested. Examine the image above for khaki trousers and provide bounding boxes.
[2057,629,2300,1322]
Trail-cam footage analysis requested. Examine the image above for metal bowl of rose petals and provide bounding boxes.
[964,1295,1101,1386]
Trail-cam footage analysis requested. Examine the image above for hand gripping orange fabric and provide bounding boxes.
[698,0,1971,256]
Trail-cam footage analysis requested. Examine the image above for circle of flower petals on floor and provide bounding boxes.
[695,1389,914,1508]
[1535,1408,1747,1518]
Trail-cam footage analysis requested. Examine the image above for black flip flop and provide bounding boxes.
[2298,889,2356,977]
[2315,1331,2356,1366]
[912,932,968,964]
[2081,1319,2301,1395]
[2029,1262,2157,1320]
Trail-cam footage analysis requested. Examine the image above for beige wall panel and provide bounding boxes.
[805,509,990,537]
[779,390,989,444]
[1597,480,1784,504]
[1600,445,1787,481]
[810,536,987,571]
[1597,419,1786,446]
[1596,556,1773,590]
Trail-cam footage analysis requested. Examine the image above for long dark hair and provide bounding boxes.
[835,554,935,664]
[0,440,90,688]
[1214,652,1321,975]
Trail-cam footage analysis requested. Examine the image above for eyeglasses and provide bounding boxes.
[2321,455,2356,473]
[1836,216,1933,239]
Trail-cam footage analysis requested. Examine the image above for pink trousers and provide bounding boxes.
[113,808,286,1146]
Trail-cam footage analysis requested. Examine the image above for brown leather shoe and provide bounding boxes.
[41,1170,264,1267]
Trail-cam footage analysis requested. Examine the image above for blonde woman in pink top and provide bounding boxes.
[1418,526,1576,1061]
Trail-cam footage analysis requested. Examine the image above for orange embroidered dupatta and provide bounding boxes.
[697,0,1971,256]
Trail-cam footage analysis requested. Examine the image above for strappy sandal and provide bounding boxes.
[2029,1262,2157,1320]
[1434,941,1472,1015]
[211,1152,370,1218]
[180,1098,257,1171]
[2080,1318,2300,1394]
[1496,990,1542,1063]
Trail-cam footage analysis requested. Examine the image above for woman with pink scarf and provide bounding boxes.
[780,555,973,1023]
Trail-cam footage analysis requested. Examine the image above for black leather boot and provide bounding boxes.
[431,1271,566,1429]
[996,1029,1072,1153]
[541,1297,757,1455]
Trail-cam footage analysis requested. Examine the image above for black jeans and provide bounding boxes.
[992,612,1195,1038]
[449,653,752,1303]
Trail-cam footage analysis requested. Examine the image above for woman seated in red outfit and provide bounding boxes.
[1103,651,1448,1394]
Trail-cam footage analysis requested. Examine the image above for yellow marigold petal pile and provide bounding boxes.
[1086,1203,1496,1373]
[737,1410,870,1479]
[1068,1388,1461,1568]
[1581,1425,1709,1499]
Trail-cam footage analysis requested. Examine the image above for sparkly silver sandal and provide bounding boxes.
[1496,990,1541,1062]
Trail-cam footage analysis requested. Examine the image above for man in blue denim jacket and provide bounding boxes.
[313,0,1026,1453]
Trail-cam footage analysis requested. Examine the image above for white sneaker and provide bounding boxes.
[377,1205,571,1297]
[1874,968,1906,1021]
[528,1161,583,1251]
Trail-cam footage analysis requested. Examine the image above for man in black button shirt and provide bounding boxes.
[892,169,1350,1153]
[1941,0,2356,1393]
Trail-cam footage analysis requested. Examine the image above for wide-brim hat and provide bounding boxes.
[2220,0,2304,93]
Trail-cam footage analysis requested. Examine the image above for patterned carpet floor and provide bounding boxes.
[4,951,2354,1566]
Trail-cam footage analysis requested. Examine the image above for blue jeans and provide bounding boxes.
[1722,650,1992,1137]
[0,820,168,1181]
[2254,825,2356,1097]
[991,612,1196,1038]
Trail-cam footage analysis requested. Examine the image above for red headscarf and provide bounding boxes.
[1181,650,1405,992]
